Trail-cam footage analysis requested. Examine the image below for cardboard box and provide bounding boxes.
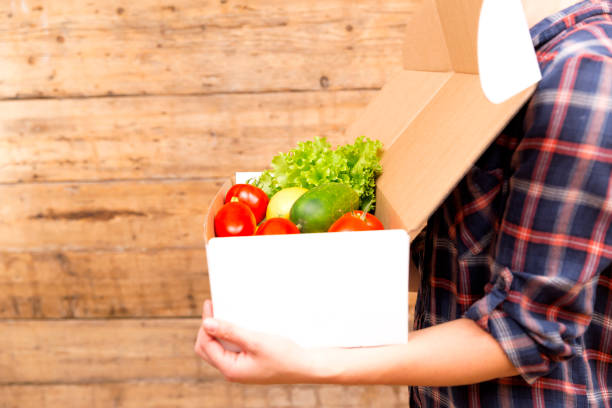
[205,173,410,348]
[204,0,541,348]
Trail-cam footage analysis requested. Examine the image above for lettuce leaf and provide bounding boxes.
[251,136,383,211]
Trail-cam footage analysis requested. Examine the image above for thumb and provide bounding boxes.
[203,318,255,352]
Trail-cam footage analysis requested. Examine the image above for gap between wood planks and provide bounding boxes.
[0,245,206,253]
[0,86,381,102]
[0,378,229,387]
[0,316,204,322]
[0,176,227,187]
[0,294,421,318]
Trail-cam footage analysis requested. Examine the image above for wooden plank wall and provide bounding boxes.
[0,0,418,406]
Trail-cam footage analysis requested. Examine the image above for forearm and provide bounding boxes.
[310,318,519,386]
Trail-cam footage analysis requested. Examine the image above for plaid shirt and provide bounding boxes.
[411,1,612,407]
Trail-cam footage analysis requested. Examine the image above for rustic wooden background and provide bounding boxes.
[0,0,418,406]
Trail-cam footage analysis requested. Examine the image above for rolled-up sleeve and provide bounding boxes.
[465,52,612,383]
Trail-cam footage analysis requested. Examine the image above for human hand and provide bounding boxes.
[194,300,320,384]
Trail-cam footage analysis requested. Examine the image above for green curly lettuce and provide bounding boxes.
[250,136,383,211]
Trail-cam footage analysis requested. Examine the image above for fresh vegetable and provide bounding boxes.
[214,197,256,237]
[266,187,308,219]
[256,218,300,235]
[328,210,384,232]
[225,184,269,224]
[251,136,382,211]
[290,183,359,233]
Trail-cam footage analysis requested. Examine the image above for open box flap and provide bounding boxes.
[403,0,540,83]
[345,70,453,147]
[364,0,541,235]
[376,77,535,237]
[206,1,541,240]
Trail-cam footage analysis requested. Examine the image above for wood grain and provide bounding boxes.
[0,0,422,406]
[0,382,410,408]
[0,180,221,250]
[0,90,374,184]
[0,249,209,319]
[0,247,418,319]
[0,178,418,319]
[0,0,414,98]
[0,319,218,384]
[0,246,417,321]
[0,319,417,386]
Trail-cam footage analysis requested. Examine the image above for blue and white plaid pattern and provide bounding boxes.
[411,1,612,406]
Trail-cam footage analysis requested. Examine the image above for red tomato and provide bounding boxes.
[225,184,269,224]
[214,198,257,237]
[352,210,384,230]
[256,218,300,235]
[328,210,384,232]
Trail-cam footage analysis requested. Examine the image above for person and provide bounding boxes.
[195,1,612,406]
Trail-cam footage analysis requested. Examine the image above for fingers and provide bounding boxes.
[198,320,243,379]
[202,299,212,321]
[209,299,214,316]
[195,299,220,365]
[204,299,213,318]
[194,326,213,365]
[196,300,260,380]
[204,318,259,353]
[199,300,258,354]
[196,300,245,368]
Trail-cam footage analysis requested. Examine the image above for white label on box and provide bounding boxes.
[478,0,542,104]
[206,229,410,348]
[235,172,263,184]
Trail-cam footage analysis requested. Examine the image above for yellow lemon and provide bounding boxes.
[266,187,308,219]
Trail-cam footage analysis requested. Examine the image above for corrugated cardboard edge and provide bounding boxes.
[365,0,540,236]
[374,78,536,237]
[204,179,232,245]
[207,0,540,240]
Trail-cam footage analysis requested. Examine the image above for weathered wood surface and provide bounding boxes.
[0,180,221,250]
[0,247,418,319]
[0,247,418,320]
[0,382,410,408]
[0,177,418,319]
[0,249,208,319]
[0,319,218,383]
[0,0,414,98]
[0,319,417,385]
[0,0,416,405]
[0,90,374,184]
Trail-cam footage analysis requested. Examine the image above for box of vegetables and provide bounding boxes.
[204,137,410,348]
[203,0,543,349]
